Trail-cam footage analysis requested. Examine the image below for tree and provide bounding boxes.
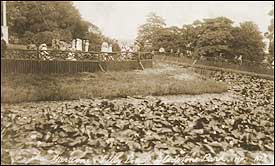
[150,26,183,53]
[7,1,84,44]
[136,13,267,63]
[181,20,205,55]
[86,31,103,52]
[267,7,274,59]
[85,24,120,52]
[105,38,120,52]
[195,17,235,58]
[231,21,265,62]
[6,1,120,51]
[136,12,166,51]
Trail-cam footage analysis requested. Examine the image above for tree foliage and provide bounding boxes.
[137,12,166,51]
[7,1,81,43]
[5,1,120,51]
[231,22,265,62]
[267,7,274,58]
[136,13,267,62]
[195,17,235,58]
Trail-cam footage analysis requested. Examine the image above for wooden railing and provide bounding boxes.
[156,54,274,76]
[1,59,153,74]
[1,49,154,74]
[1,49,153,61]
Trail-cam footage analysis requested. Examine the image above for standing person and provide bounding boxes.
[72,39,76,50]
[84,40,89,52]
[1,33,7,58]
[133,42,140,53]
[176,48,180,57]
[128,46,134,59]
[133,42,141,60]
[192,48,200,65]
[120,46,127,60]
[237,55,243,65]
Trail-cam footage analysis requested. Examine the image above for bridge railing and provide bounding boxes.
[156,53,274,76]
[1,49,154,61]
[157,52,274,68]
[1,49,154,74]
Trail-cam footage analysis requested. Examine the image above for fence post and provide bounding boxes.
[98,61,105,72]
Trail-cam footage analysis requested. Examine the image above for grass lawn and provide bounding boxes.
[1,62,228,103]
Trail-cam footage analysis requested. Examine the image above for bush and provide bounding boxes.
[32,31,60,46]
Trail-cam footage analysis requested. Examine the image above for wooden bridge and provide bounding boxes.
[1,49,153,74]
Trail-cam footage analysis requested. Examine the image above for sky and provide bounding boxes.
[74,1,274,41]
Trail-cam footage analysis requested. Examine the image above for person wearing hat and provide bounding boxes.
[66,52,77,61]
[39,43,52,60]
[159,47,165,53]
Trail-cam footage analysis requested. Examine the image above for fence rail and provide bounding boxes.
[1,49,154,74]
[158,52,273,67]
[2,49,153,61]
[1,59,153,74]
[156,54,274,76]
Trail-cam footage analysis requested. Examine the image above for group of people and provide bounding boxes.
[31,43,77,61]
[116,42,141,61]
[120,46,135,60]
[35,42,143,62]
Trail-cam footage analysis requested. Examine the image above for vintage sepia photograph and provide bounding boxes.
[1,1,274,165]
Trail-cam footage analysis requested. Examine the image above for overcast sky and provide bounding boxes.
[74,1,274,40]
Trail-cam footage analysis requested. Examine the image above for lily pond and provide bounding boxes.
[1,70,274,165]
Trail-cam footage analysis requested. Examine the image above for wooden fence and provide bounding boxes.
[1,59,153,74]
[2,49,153,61]
[156,54,274,76]
[1,49,153,74]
